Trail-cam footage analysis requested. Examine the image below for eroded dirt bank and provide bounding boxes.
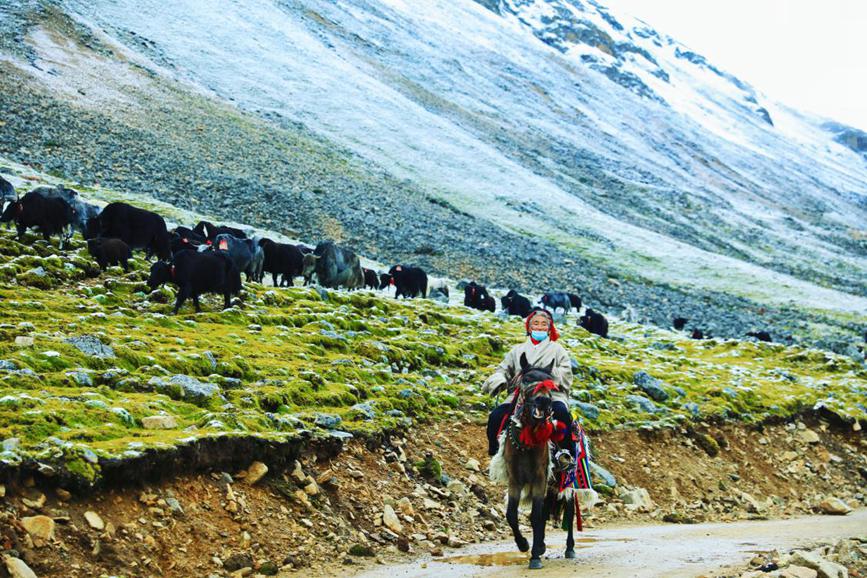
[1,417,864,578]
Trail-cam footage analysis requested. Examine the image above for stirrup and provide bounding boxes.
[553,449,575,473]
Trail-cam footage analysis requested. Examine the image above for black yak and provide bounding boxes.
[147,251,242,314]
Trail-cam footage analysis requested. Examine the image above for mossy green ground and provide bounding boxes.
[0,231,864,484]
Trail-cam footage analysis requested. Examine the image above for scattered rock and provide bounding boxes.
[780,566,818,578]
[14,336,34,347]
[798,429,821,444]
[66,370,93,386]
[464,458,480,472]
[141,415,177,430]
[55,488,71,501]
[21,515,55,546]
[350,402,376,420]
[662,512,697,524]
[21,493,46,509]
[222,553,254,572]
[382,504,403,534]
[65,335,115,359]
[303,481,319,496]
[314,413,342,429]
[618,487,653,510]
[246,461,268,485]
[738,491,767,514]
[84,511,105,530]
[789,550,847,578]
[589,461,617,487]
[573,401,600,420]
[625,394,659,414]
[397,497,415,516]
[447,535,466,548]
[151,375,221,406]
[2,437,20,452]
[818,497,852,516]
[165,497,184,516]
[633,371,669,402]
[348,544,374,557]
[447,480,468,496]
[4,556,38,578]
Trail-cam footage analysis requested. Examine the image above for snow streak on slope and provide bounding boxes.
[54,0,867,314]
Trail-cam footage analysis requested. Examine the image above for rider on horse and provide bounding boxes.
[483,307,576,472]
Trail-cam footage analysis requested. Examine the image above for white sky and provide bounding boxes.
[606,0,867,130]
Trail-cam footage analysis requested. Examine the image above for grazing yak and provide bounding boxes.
[362,268,379,290]
[87,238,132,272]
[381,265,428,298]
[301,241,364,290]
[428,284,450,303]
[691,329,705,340]
[192,220,247,243]
[578,308,608,338]
[747,331,772,342]
[464,281,495,312]
[1,191,74,247]
[147,250,242,314]
[540,291,581,314]
[248,238,265,283]
[1,175,15,210]
[259,239,305,287]
[87,202,171,260]
[501,289,532,318]
[673,317,688,331]
[170,226,208,255]
[209,233,262,282]
[31,186,100,238]
[297,245,315,284]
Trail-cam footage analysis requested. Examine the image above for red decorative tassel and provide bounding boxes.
[531,380,558,395]
[550,420,567,443]
[518,422,554,447]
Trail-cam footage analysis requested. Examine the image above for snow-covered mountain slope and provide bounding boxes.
[0,0,865,326]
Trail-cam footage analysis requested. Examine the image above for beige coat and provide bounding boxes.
[482,338,572,404]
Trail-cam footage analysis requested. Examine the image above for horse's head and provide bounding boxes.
[517,353,556,427]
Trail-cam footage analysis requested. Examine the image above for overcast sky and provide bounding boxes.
[606,0,867,130]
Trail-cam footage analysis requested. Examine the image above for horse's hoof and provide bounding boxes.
[516,537,530,552]
[529,558,543,570]
[565,548,576,559]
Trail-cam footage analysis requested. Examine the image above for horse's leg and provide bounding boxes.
[529,497,546,568]
[506,494,529,553]
[565,496,576,558]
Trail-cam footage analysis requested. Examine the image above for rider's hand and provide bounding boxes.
[485,381,504,396]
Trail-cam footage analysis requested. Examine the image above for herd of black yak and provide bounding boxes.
[0,178,775,342]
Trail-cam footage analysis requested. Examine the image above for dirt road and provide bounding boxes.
[353,510,867,578]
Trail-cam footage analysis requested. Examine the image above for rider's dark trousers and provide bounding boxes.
[487,401,573,456]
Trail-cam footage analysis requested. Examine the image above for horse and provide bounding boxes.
[489,354,591,569]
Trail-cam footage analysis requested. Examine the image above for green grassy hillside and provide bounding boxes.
[1,229,863,486]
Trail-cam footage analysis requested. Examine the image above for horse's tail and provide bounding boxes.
[488,430,509,485]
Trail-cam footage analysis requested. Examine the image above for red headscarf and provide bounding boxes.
[525,308,559,342]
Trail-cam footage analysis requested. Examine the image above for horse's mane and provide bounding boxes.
[521,366,554,387]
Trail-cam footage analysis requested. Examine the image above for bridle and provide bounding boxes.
[498,369,557,452]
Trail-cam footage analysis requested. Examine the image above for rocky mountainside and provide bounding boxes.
[0,0,865,350]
